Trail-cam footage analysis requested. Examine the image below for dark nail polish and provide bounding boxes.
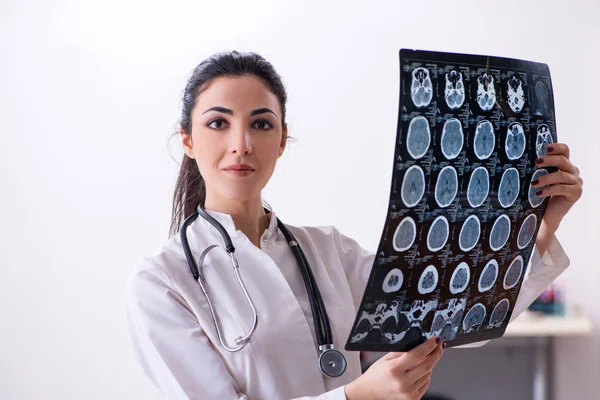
[531,179,539,185]
[442,342,447,349]
[536,158,543,164]
[435,337,441,344]
[547,146,554,153]
[536,190,543,197]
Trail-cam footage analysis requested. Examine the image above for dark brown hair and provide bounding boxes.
[169,51,289,238]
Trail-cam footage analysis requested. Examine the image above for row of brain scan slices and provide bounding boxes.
[406,116,554,161]
[350,295,510,344]
[401,163,548,209]
[381,253,524,296]
[393,213,538,254]
[410,67,547,116]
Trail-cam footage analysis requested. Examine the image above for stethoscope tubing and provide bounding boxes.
[180,205,346,377]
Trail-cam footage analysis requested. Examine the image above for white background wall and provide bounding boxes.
[1,0,598,399]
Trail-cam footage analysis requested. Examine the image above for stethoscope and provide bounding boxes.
[180,204,347,378]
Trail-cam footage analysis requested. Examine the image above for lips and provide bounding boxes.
[223,164,255,171]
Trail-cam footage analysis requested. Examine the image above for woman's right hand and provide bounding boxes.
[344,337,445,400]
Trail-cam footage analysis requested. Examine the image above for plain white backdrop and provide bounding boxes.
[1,0,598,399]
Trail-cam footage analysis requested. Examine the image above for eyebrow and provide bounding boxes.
[202,106,278,118]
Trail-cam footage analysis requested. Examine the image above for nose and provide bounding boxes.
[229,124,252,155]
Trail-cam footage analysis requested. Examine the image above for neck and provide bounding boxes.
[203,192,270,247]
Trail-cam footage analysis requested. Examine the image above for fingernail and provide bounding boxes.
[536,190,543,197]
[547,146,554,153]
[536,158,543,164]
[531,179,539,186]
[435,337,441,344]
[442,342,447,349]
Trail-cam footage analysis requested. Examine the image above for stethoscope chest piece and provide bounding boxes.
[318,345,347,377]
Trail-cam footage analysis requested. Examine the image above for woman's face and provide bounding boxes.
[182,75,286,204]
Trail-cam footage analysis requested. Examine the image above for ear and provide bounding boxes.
[278,128,288,157]
[180,127,194,159]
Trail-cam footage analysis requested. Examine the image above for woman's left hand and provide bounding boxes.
[532,143,583,254]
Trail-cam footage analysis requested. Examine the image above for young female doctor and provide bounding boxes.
[125,51,583,400]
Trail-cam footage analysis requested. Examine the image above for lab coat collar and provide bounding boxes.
[198,207,279,239]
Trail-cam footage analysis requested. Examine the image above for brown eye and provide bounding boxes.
[252,119,273,131]
[208,119,227,130]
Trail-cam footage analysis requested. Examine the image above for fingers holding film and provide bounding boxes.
[535,155,577,174]
[536,181,583,200]
[531,170,579,188]
[545,143,570,159]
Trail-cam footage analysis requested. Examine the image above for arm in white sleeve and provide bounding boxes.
[456,234,570,348]
[125,261,350,400]
[291,387,347,400]
[331,228,376,310]
[509,234,570,322]
[125,262,245,400]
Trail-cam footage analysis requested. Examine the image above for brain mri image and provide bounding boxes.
[411,67,433,108]
[534,81,550,116]
[489,214,511,251]
[418,265,439,295]
[476,73,496,111]
[488,299,510,328]
[503,255,524,290]
[517,214,537,249]
[382,268,404,293]
[467,167,490,208]
[528,169,548,208]
[536,124,554,158]
[435,166,458,208]
[401,165,426,208]
[350,301,402,343]
[478,259,499,292]
[474,120,496,160]
[505,122,526,160]
[406,116,431,159]
[392,300,437,343]
[498,168,520,208]
[427,216,449,252]
[393,216,417,252]
[444,70,465,109]
[459,215,481,252]
[462,303,486,333]
[507,76,525,113]
[429,298,466,341]
[441,118,464,160]
[449,262,471,294]
[350,300,438,344]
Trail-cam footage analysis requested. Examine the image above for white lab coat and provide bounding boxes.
[125,209,570,400]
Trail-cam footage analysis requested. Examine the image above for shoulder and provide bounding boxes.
[286,224,338,239]
[285,223,367,255]
[124,232,191,302]
[285,223,342,244]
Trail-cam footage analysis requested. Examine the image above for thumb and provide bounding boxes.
[381,351,407,361]
[390,337,440,369]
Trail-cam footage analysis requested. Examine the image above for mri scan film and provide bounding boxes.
[345,49,557,352]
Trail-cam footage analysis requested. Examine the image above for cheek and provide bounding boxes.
[194,157,213,178]
[193,135,222,167]
[193,154,221,184]
[257,145,281,172]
